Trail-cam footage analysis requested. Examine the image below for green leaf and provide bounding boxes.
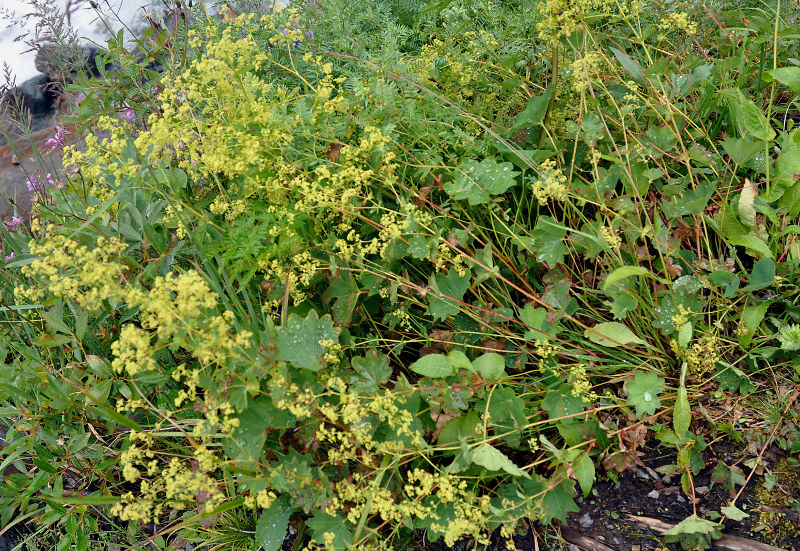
[737,179,758,229]
[585,322,646,347]
[739,300,772,348]
[256,495,293,551]
[728,235,773,259]
[720,503,749,521]
[350,351,391,392]
[540,479,579,524]
[721,137,763,165]
[542,385,586,423]
[511,86,554,130]
[674,363,691,436]
[712,461,747,494]
[275,311,340,371]
[763,66,800,93]
[740,95,776,142]
[446,350,473,372]
[663,514,722,537]
[471,443,529,478]
[472,353,506,381]
[740,258,775,292]
[531,216,567,266]
[626,371,665,418]
[307,511,352,551]
[409,354,454,378]
[603,266,658,291]
[323,272,359,326]
[407,236,430,259]
[573,453,595,498]
[708,271,739,297]
[444,158,519,205]
[226,400,270,462]
[428,268,471,322]
[610,46,644,83]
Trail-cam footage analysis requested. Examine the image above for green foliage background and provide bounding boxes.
[2,0,800,549]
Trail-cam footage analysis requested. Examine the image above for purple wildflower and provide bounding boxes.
[124,102,136,121]
[44,126,72,151]
[45,173,56,186]
[3,216,23,231]
[308,30,314,39]
[26,175,42,192]
[5,252,14,260]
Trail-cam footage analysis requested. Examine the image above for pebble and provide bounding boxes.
[647,490,660,499]
[695,486,710,495]
[579,512,593,528]
[677,495,686,503]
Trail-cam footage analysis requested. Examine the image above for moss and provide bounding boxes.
[752,457,800,547]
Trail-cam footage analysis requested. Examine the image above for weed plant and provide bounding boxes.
[1,0,800,549]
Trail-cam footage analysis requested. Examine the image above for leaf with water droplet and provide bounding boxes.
[626,371,664,418]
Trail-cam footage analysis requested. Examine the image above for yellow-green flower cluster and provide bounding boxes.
[657,12,698,36]
[531,159,568,205]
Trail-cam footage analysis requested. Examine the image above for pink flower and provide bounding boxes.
[4,252,14,260]
[44,126,72,150]
[3,216,23,231]
[26,175,41,192]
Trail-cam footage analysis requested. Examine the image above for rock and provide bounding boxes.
[677,495,686,503]
[5,74,58,117]
[579,512,594,528]
[35,43,101,80]
[695,485,710,496]
[647,490,660,499]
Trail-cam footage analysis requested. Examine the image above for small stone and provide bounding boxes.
[579,512,593,528]
[644,467,661,481]
[636,468,650,480]
[695,486,710,496]
[647,490,660,499]
[662,475,672,484]
[11,154,19,165]
[677,495,686,503]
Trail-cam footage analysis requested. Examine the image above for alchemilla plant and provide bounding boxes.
[2,0,800,549]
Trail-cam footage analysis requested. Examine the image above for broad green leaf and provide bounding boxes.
[446,350,473,372]
[444,158,519,205]
[275,311,340,371]
[472,353,506,381]
[407,236,430,259]
[573,453,595,498]
[542,386,586,423]
[737,179,757,229]
[350,351,391,392]
[674,363,691,436]
[740,94,776,142]
[678,321,693,349]
[410,354,454,378]
[256,495,293,551]
[540,479,579,524]
[739,300,772,348]
[610,46,644,83]
[763,66,800,93]
[708,271,739,297]
[740,258,775,292]
[428,268,471,322]
[225,399,271,462]
[307,512,352,551]
[323,272,359,326]
[721,137,762,165]
[720,502,749,521]
[626,371,665,418]
[663,514,722,537]
[471,443,529,478]
[585,322,645,347]
[604,266,659,291]
[712,461,747,494]
[727,235,773,259]
[511,86,553,130]
[531,216,567,266]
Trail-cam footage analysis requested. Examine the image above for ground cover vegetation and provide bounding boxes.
[1,0,800,549]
